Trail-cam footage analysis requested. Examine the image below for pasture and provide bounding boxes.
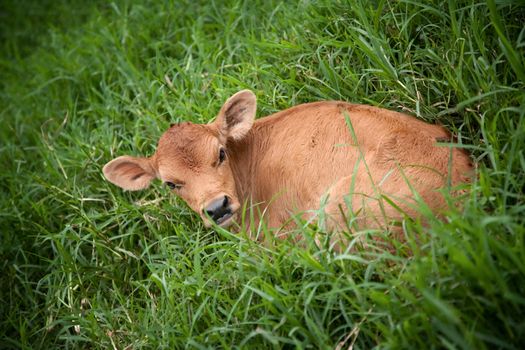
[1,0,524,348]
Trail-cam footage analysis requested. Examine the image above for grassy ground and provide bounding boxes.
[1,0,524,348]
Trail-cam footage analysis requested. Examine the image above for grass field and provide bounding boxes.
[1,0,524,348]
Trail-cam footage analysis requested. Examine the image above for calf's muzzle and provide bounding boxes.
[203,195,233,225]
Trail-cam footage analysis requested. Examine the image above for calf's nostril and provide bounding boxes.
[222,196,229,208]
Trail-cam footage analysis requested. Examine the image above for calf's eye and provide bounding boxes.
[218,148,226,164]
[166,182,183,190]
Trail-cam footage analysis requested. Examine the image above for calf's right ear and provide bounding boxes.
[103,155,156,191]
[214,89,257,140]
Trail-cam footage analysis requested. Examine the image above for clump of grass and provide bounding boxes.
[1,0,524,348]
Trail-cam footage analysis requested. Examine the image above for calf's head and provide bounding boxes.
[103,90,256,227]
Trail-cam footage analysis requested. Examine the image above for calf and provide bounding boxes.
[103,90,472,236]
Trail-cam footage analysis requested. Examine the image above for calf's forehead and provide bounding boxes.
[155,123,220,173]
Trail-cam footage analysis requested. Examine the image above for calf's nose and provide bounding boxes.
[203,195,233,224]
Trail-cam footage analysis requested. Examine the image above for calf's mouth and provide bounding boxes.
[216,211,234,226]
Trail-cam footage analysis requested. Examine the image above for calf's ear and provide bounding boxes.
[103,155,156,191]
[214,90,256,140]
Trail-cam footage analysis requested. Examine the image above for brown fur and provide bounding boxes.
[103,90,473,239]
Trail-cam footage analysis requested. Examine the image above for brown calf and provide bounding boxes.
[103,90,472,236]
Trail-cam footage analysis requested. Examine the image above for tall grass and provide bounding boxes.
[1,0,524,348]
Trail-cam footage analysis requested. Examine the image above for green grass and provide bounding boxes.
[1,0,524,348]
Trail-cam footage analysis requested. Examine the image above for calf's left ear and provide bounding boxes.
[214,90,256,140]
[103,155,157,191]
